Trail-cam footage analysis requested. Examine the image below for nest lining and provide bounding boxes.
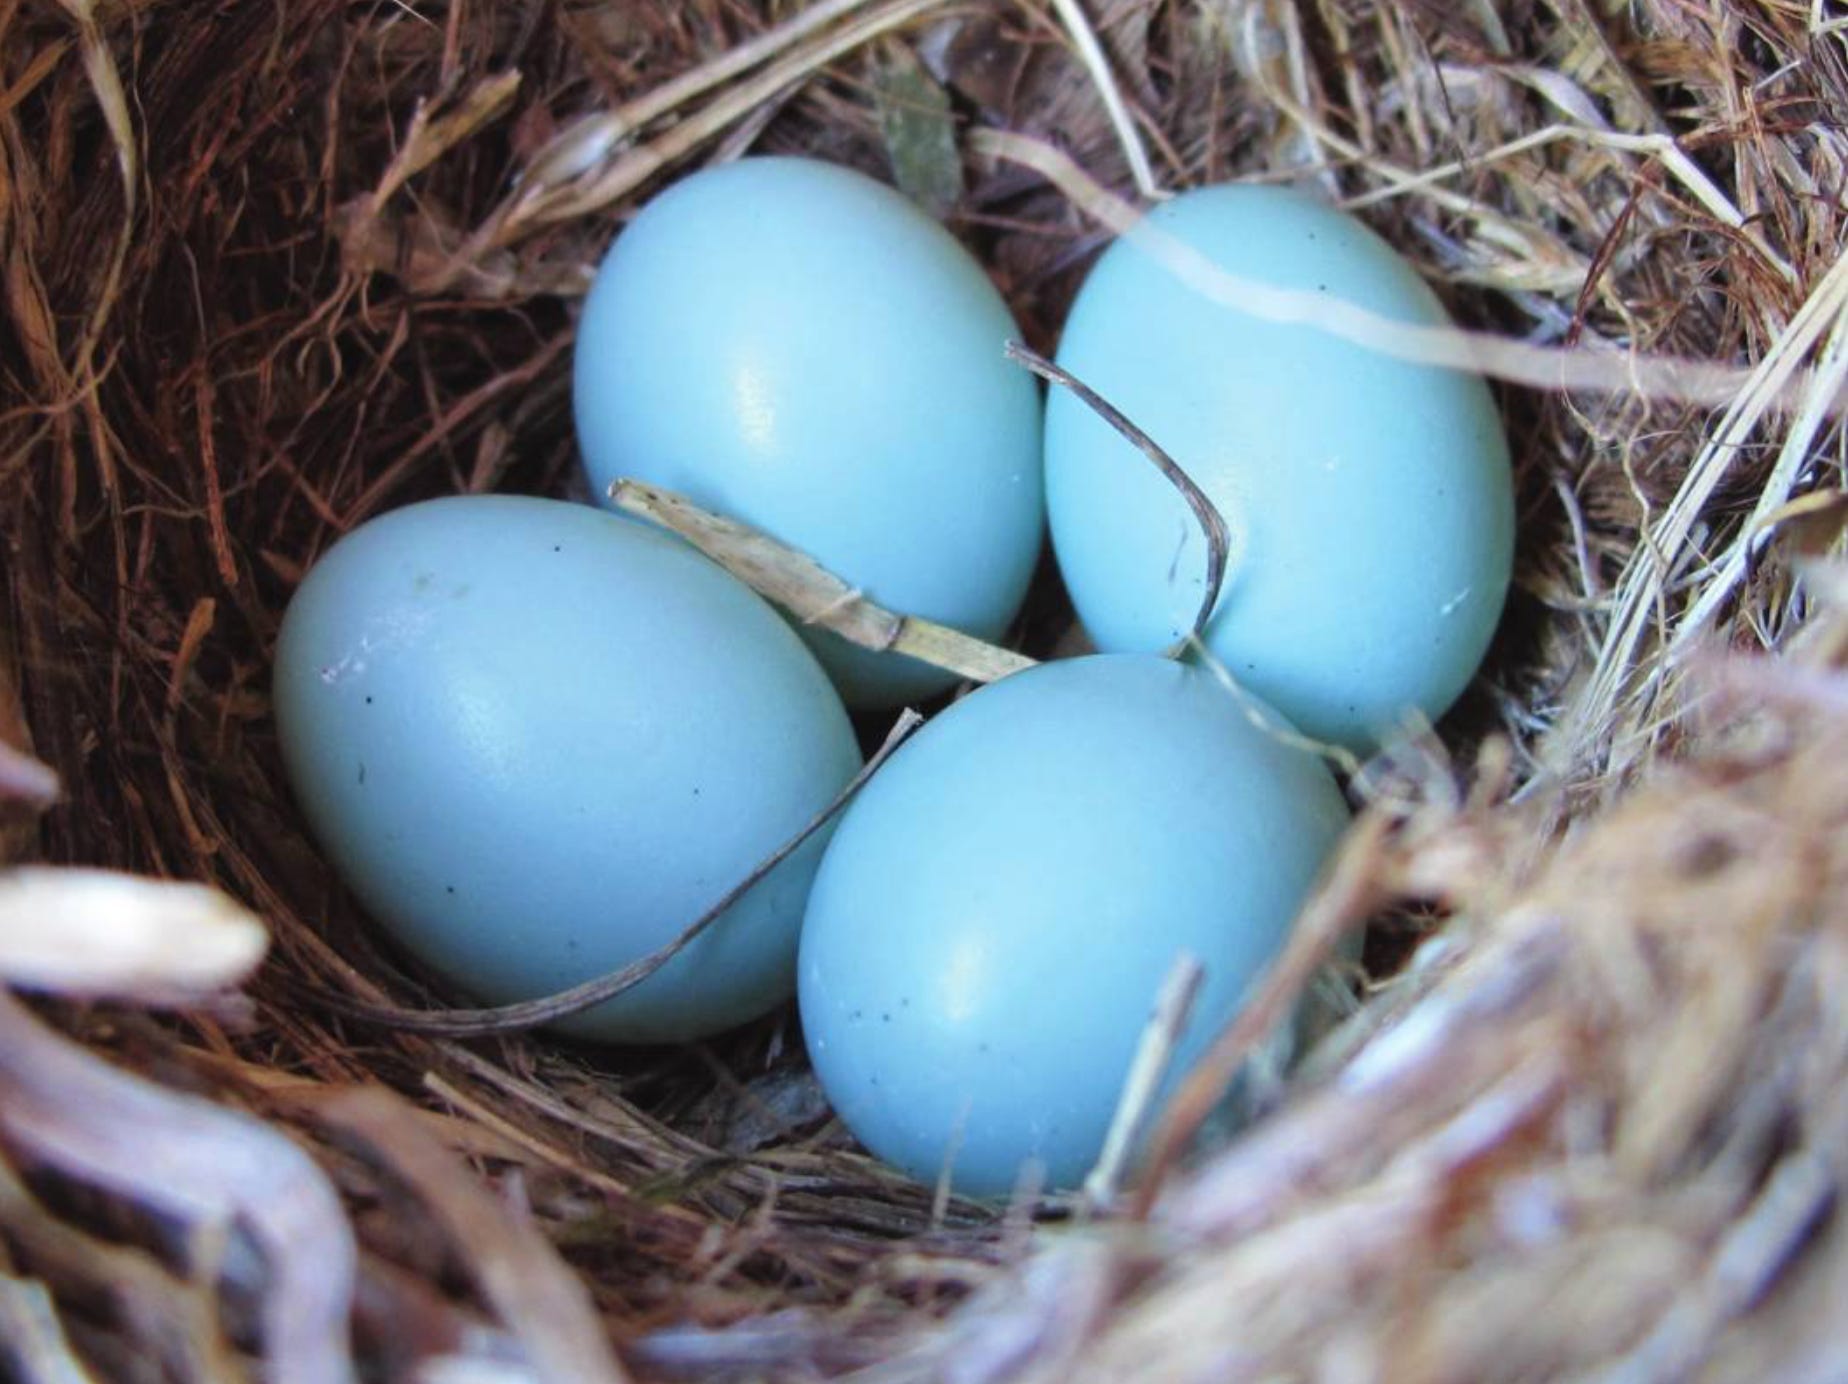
[0,1,1844,1380]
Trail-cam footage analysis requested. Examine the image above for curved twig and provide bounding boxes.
[1006,342,1232,651]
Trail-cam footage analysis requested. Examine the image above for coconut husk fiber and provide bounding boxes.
[2,0,1846,1380]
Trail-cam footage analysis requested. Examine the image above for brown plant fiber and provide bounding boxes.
[1,1,1845,1380]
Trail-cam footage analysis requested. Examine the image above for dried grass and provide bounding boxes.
[1,0,1845,1379]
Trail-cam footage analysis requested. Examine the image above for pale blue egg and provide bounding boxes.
[574,156,1044,709]
[797,654,1349,1197]
[1046,185,1515,752]
[273,495,862,1042]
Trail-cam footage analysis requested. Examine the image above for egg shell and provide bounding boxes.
[574,156,1044,709]
[797,654,1350,1197]
[1045,184,1515,752]
[273,495,863,1043]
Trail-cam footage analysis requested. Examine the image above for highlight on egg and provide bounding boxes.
[573,155,1045,709]
[797,653,1350,1198]
[272,494,863,1043]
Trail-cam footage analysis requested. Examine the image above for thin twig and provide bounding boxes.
[611,480,1037,684]
[1046,0,1162,200]
[484,0,948,248]
[973,128,1826,412]
[1132,813,1393,1217]
[1570,244,1848,762]
[1005,343,1231,649]
[502,0,894,208]
[1669,255,1848,658]
[1080,953,1204,1217]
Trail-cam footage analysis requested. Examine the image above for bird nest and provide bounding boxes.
[1,1,1844,1380]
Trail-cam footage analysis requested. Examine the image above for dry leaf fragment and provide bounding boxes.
[0,867,267,1002]
[1754,490,1848,559]
[875,42,965,219]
